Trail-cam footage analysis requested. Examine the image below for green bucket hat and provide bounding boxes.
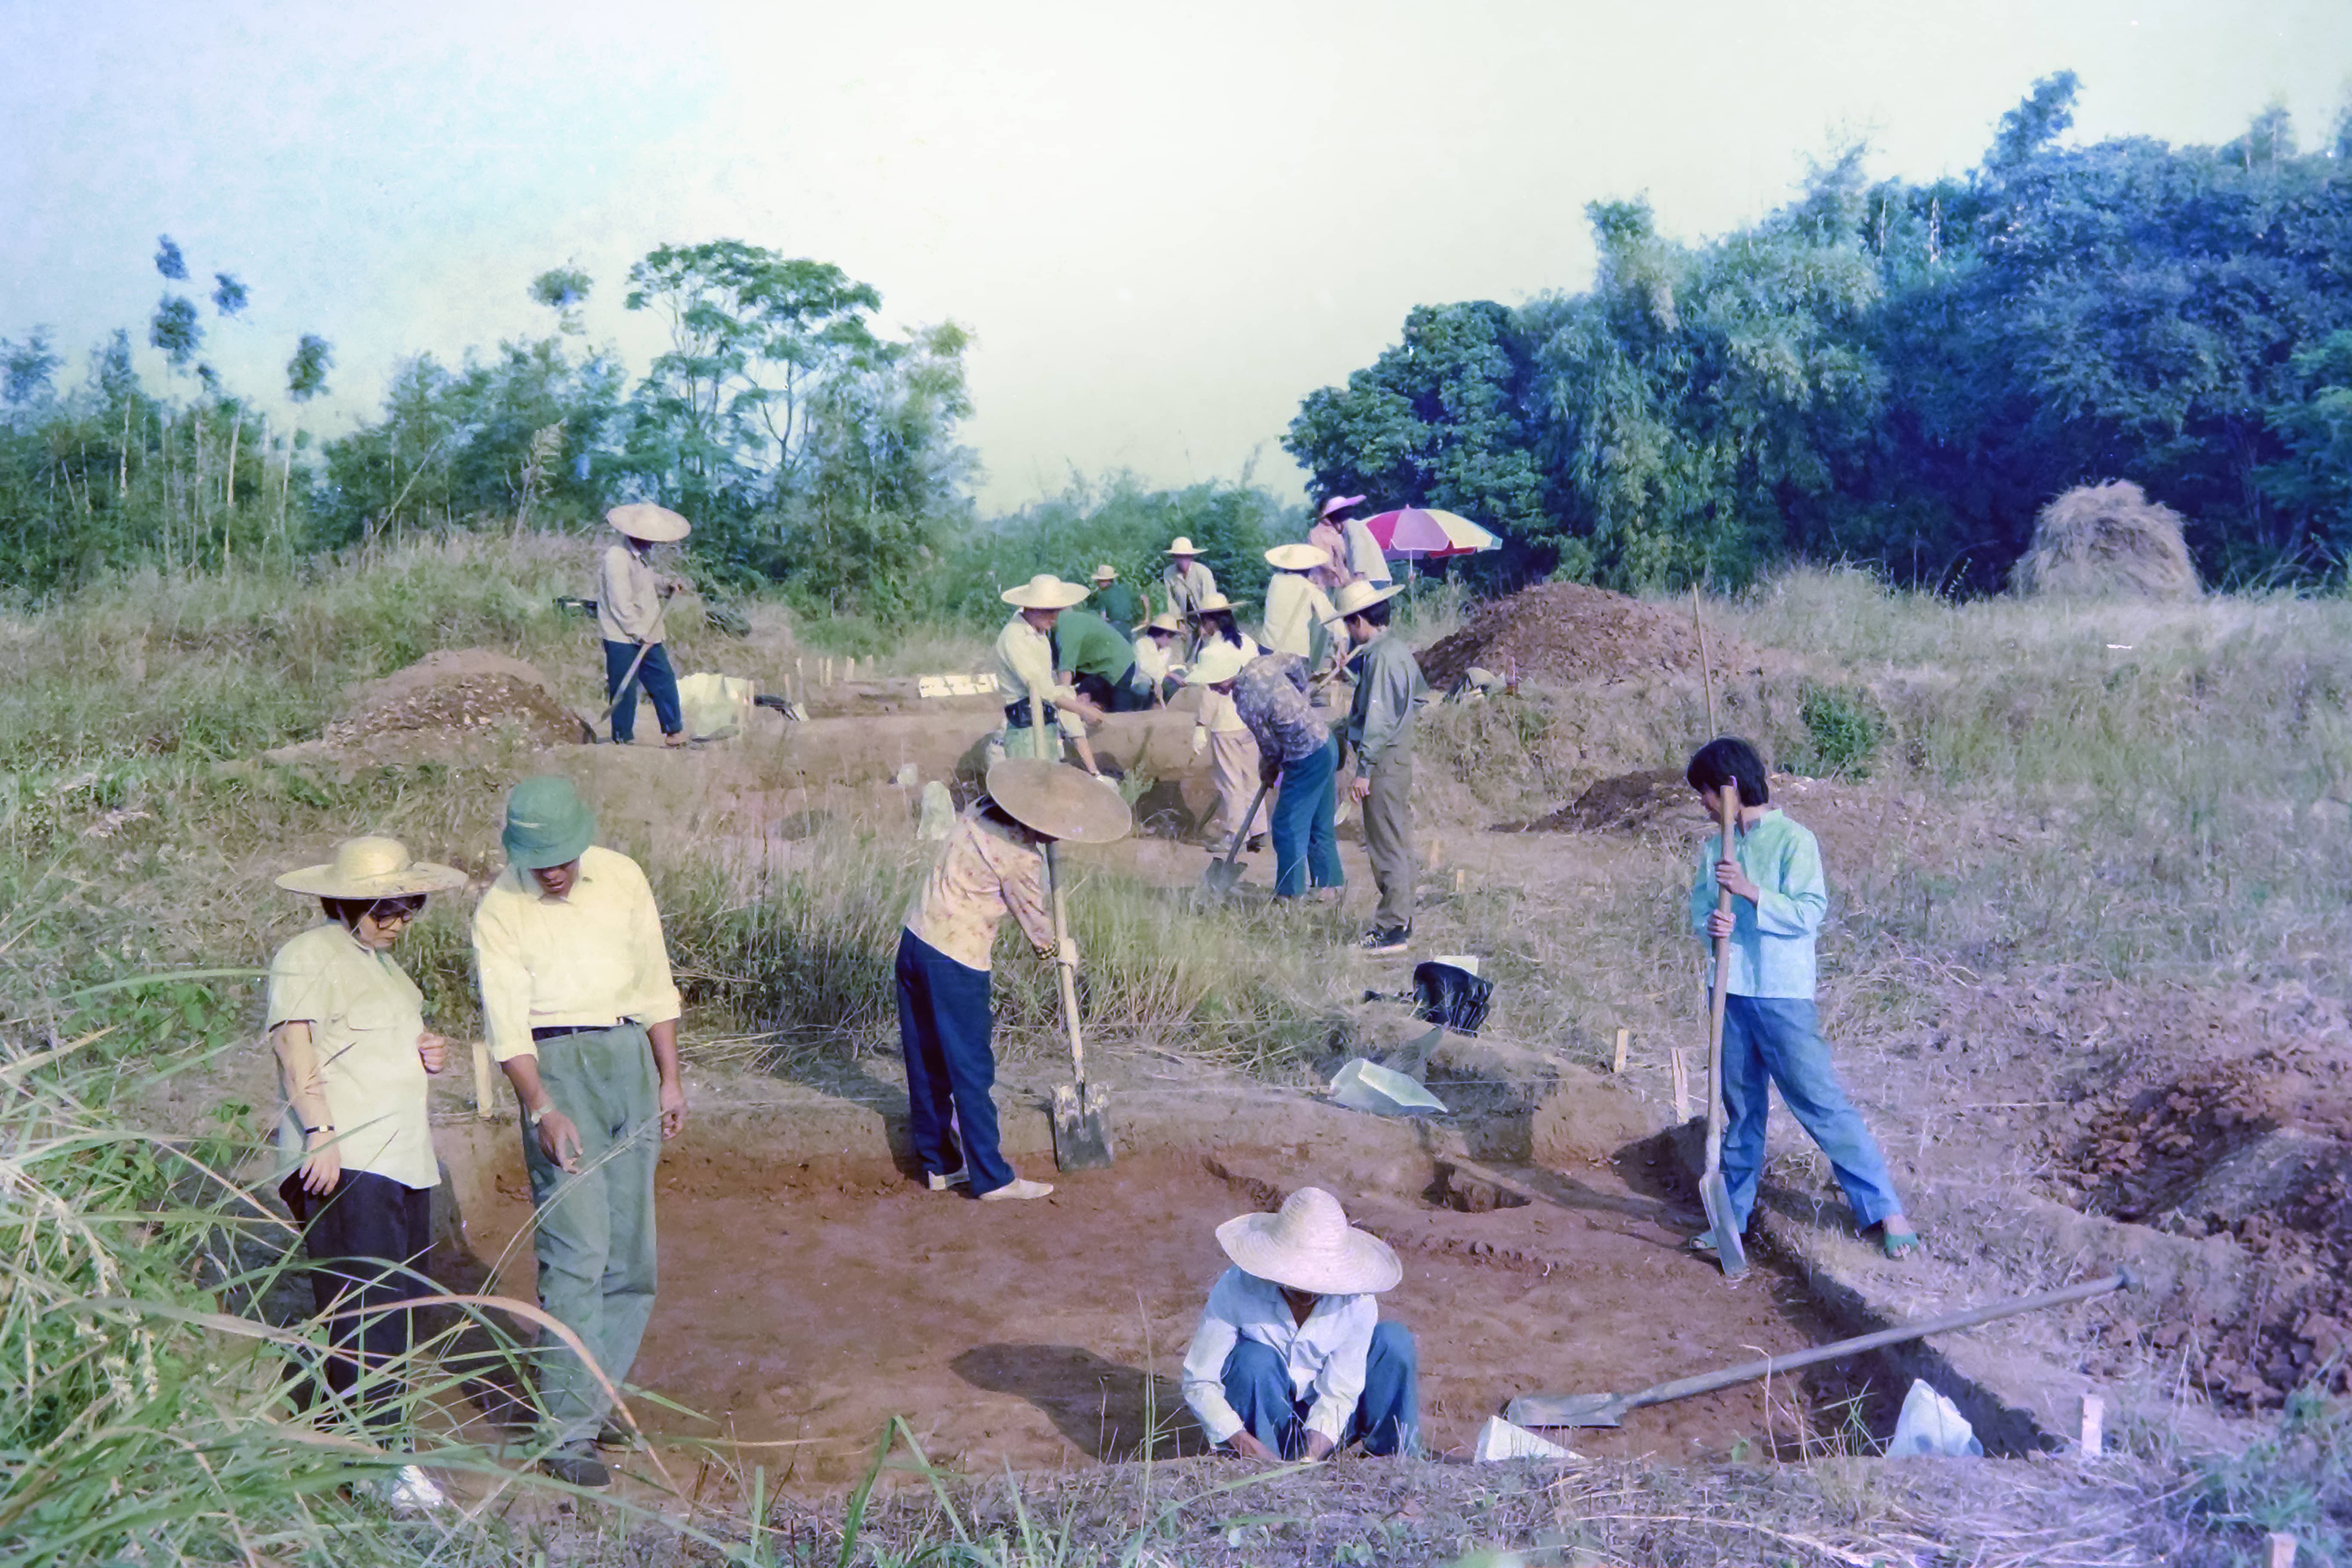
[502,775,595,870]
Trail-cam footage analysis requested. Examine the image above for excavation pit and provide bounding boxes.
[432,1109,1881,1485]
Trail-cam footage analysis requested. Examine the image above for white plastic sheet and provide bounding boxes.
[1328,1058,1448,1116]
[675,672,754,741]
[1889,1378,1983,1458]
[1472,1416,1575,1462]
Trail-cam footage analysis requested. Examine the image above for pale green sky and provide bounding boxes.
[5,0,2349,507]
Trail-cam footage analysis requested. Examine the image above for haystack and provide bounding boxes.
[2011,481,2200,600]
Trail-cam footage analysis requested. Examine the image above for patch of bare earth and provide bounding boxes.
[1418,580,1767,693]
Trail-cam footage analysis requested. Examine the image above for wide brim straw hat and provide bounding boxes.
[501,775,597,871]
[1001,573,1091,610]
[277,836,466,899]
[1318,494,1367,518]
[1265,543,1329,572]
[1165,537,1203,556]
[1185,640,1250,686]
[1217,1187,1401,1296]
[1144,612,1185,634]
[1333,578,1406,618]
[1090,563,1118,581]
[984,760,1133,845]
[606,502,692,542]
[1194,591,1234,615]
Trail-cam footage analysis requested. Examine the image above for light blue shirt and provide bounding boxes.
[1181,1267,1378,1446]
[1687,808,1826,998]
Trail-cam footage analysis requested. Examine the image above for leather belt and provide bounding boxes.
[532,1023,621,1041]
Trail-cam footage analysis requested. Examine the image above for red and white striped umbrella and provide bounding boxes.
[1360,507,1502,559]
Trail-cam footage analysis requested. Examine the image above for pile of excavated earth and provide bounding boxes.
[1417,581,1761,692]
[303,649,586,755]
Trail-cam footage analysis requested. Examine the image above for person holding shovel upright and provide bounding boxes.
[1338,579,1423,954]
[268,836,467,1514]
[897,760,1119,1203]
[993,574,1109,774]
[1684,738,1919,1261]
[598,502,691,748]
[1190,644,1342,901]
[472,775,688,1488]
[1182,1186,1418,1461]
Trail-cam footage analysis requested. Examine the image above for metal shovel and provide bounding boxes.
[1202,781,1272,899]
[1699,788,1750,1279]
[1046,838,1114,1170]
[1506,1271,2128,1429]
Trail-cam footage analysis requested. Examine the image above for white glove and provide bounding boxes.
[1190,726,1208,757]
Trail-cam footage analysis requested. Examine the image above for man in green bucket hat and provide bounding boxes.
[471,775,686,1488]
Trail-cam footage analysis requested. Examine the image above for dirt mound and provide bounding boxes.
[1418,581,1756,693]
[2011,481,2200,600]
[322,649,584,749]
[1509,768,1690,834]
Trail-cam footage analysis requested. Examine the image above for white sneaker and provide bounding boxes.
[927,1166,969,1192]
[380,1464,447,1513]
[979,1177,1055,1202]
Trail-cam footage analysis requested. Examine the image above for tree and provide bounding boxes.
[153,235,187,281]
[1988,71,2078,171]
[621,241,885,518]
[149,297,201,368]
[1,331,61,411]
[530,266,593,335]
[211,273,250,317]
[286,334,333,402]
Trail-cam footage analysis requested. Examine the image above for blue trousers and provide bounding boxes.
[1720,995,1904,1233]
[1221,1322,1417,1458]
[894,930,1017,1195]
[603,639,683,744]
[1270,738,1343,898]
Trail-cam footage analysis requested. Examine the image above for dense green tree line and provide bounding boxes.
[1286,77,2352,591]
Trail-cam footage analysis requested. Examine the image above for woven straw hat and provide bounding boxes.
[1185,640,1250,687]
[1165,537,1203,556]
[1217,1187,1401,1296]
[1144,612,1185,634]
[1265,542,1329,573]
[277,836,466,899]
[984,760,1133,845]
[606,502,692,543]
[1333,579,1406,618]
[1194,591,1234,616]
[1090,563,1118,582]
[1001,573,1090,610]
[1318,494,1367,518]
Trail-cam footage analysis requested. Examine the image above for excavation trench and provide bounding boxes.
[426,1096,1884,1486]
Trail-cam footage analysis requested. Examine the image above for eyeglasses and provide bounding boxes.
[368,897,427,923]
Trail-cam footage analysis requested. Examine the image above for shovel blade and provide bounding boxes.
[1504,1392,1626,1429]
[1201,858,1245,898]
[1700,1171,1750,1279]
[1051,1082,1115,1171]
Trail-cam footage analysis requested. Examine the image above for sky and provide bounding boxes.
[5,0,2349,510]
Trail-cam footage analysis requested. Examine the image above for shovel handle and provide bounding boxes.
[1219,781,1273,870]
[1045,841,1087,1086]
[1705,791,1737,1167]
[1622,1272,2130,1417]
[597,597,670,729]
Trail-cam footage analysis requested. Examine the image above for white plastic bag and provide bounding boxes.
[1472,1415,1574,1462]
[1889,1378,1982,1458]
[1328,1058,1448,1117]
[674,672,754,741]
[917,780,955,840]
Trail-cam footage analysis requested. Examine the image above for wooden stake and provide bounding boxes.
[1453,868,1467,896]
[1671,1047,1690,1121]
[472,1038,496,1121]
[1613,1027,1629,1075]
[1694,585,1717,736]
[2268,1533,2297,1568]
[845,655,855,681]
[2078,1394,2104,1458]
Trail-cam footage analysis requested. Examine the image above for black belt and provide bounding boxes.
[533,1023,621,1041]
[1004,700,1058,729]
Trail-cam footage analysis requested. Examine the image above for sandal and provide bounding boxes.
[1877,1225,1923,1260]
[1687,1230,1721,1255]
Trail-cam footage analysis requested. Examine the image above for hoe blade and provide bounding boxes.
[1052,1082,1115,1171]
[1504,1392,1627,1429]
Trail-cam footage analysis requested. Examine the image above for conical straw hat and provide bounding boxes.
[1333,579,1405,617]
[1217,1187,1401,1295]
[1265,542,1329,572]
[1165,537,1203,555]
[606,502,691,542]
[984,760,1133,845]
[277,836,466,899]
[1001,573,1090,609]
[1185,640,1249,686]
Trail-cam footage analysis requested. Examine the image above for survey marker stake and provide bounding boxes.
[1507,1271,2128,1430]
[1701,787,1750,1279]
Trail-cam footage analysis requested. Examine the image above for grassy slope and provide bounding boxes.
[5,540,2350,1564]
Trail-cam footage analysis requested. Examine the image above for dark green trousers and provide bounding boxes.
[1364,756,1415,931]
[522,1023,660,1449]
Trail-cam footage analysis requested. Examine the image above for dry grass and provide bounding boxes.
[2013,481,2202,601]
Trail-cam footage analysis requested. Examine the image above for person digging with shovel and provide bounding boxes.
[895,759,1125,1202]
[598,502,692,749]
[1684,738,1919,1262]
[1191,644,1343,903]
[1181,1186,1418,1462]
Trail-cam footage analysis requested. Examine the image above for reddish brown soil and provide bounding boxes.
[1418,583,1761,693]
[322,648,584,749]
[445,1145,1847,1486]
[1507,768,1691,834]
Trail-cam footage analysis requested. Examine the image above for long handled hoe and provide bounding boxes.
[1700,787,1750,1279]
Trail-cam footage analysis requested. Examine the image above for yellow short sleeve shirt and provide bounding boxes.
[265,923,439,1190]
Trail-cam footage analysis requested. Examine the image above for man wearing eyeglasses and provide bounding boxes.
[471,775,686,1489]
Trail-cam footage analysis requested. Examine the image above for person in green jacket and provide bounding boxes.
[1053,606,1154,713]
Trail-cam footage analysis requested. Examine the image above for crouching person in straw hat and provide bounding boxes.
[599,502,692,748]
[995,573,1109,776]
[1182,1187,1417,1461]
[268,836,467,1513]
[471,776,687,1488]
[897,760,1127,1201]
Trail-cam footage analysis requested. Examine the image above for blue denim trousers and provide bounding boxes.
[1719,995,1904,1232]
[603,639,683,744]
[1219,1321,1417,1458]
[894,929,1018,1195]
[1270,738,1343,898]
